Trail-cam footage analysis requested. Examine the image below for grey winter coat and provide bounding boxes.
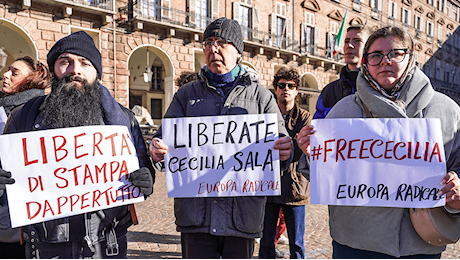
[326,67,460,257]
[154,65,290,238]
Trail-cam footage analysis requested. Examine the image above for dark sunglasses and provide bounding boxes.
[276,82,297,90]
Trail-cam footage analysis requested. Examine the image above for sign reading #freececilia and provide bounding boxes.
[0,125,144,228]
[162,114,281,198]
[310,118,446,208]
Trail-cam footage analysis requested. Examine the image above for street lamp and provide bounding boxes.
[143,47,152,83]
[0,47,7,72]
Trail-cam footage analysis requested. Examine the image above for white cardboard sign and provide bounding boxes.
[310,118,446,208]
[162,114,280,198]
[0,125,144,228]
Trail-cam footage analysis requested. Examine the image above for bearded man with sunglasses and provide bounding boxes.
[259,67,311,259]
[149,17,293,259]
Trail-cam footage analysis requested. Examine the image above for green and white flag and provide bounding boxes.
[333,9,347,56]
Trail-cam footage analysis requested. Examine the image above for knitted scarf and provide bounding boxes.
[356,66,435,118]
[0,88,45,116]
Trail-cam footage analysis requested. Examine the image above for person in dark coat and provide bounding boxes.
[0,31,155,259]
[313,25,370,119]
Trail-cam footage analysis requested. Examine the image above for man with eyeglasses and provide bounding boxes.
[259,67,312,259]
[313,25,371,119]
[149,17,293,259]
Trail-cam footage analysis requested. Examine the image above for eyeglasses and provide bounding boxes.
[276,82,297,90]
[202,38,231,50]
[364,48,410,66]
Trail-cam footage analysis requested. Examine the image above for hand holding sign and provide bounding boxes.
[273,136,293,161]
[149,138,168,162]
[440,171,460,210]
[129,167,153,196]
[297,125,315,156]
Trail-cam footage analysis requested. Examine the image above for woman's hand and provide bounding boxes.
[439,171,460,210]
[149,138,169,162]
[296,125,316,156]
[273,136,293,161]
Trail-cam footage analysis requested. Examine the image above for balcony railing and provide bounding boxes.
[133,3,299,52]
[53,0,113,11]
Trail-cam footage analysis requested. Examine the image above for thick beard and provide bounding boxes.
[42,76,103,129]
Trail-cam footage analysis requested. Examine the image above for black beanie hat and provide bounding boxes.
[203,17,244,54]
[47,31,102,79]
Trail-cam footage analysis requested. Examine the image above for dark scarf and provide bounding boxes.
[0,88,45,116]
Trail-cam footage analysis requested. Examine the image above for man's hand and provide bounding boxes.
[296,125,316,156]
[273,136,293,161]
[129,167,153,197]
[149,138,169,162]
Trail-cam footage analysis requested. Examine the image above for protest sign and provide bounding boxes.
[0,107,7,135]
[0,125,144,228]
[162,114,280,198]
[310,118,446,208]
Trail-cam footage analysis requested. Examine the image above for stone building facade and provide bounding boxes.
[1,0,460,125]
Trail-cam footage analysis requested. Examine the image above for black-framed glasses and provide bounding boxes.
[364,48,410,66]
[276,82,297,90]
[202,38,231,50]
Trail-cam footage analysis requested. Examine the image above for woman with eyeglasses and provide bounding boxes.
[297,26,460,258]
[0,56,50,259]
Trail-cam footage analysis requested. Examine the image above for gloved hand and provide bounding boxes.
[0,168,15,197]
[128,167,153,197]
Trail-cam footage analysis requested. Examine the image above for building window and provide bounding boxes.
[427,0,433,5]
[140,0,157,18]
[150,66,163,90]
[427,21,434,37]
[196,0,209,29]
[150,99,163,119]
[276,16,286,46]
[448,1,453,17]
[438,25,443,41]
[436,0,443,11]
[389,1,397,19]
[457,6,460,22]
[304,25,315,53]
[402,8,411,25]
[436,60,442,80]
[239,5,250,38]
[445,64,450,82]
[424,63,432,77]
[370,0,381,11]
[415,15,423,31]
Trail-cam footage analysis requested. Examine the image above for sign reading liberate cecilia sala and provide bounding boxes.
[0,125,144,228]
[162,114,280,198]
[310,118,446,208]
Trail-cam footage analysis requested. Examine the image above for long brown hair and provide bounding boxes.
[13,56,51,94]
